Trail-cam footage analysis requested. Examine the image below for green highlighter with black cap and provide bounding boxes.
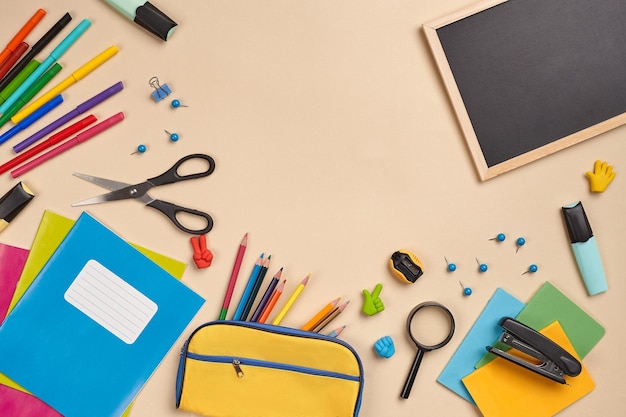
[103,0,177,41]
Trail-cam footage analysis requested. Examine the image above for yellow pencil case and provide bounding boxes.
[176,321,364,417]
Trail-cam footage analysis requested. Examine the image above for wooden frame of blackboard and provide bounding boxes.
[423,0,626,181]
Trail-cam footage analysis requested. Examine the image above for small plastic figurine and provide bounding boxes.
[374,336,395,358]
[586,160,615,192]
[361,283,384,316]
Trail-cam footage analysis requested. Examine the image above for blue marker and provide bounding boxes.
[0,95,64,146]
[0,19,91,114]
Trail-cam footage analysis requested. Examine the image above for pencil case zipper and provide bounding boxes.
[186,353,361,382]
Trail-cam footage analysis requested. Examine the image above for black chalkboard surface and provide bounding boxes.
[424,0,626,180]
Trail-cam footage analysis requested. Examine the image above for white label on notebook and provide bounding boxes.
[64,259,158,344]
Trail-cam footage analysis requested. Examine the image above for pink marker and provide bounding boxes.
[11,112,124,178]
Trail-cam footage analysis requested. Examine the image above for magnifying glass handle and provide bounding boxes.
[401,349,425,399]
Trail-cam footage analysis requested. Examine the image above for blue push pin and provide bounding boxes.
[165,130,180,142]
[522,264,538,275]
[459,281,472,296]
[516,237,526,253]
[445,257,457,272]
[476,258,488,273]
[171,99,189,108]
[130,144,147,155]
[489,233,506,242]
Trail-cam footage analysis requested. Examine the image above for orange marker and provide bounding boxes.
[258,279,286,324]
[301,297,340,331]
[0,9,46,65]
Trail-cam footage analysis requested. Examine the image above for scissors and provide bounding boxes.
[71,153,216,235]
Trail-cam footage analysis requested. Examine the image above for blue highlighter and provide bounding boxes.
[561,201,607,296]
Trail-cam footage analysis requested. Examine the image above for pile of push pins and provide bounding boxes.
[445,233,538,297]
[131,76,189,155]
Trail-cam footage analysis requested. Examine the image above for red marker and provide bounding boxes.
[0,9,46,66]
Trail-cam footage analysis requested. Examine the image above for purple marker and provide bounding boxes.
[13,81,124,153]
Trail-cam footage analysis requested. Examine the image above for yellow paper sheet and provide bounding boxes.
[462,321,594,417]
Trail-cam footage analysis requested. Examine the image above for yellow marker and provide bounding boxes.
[272,274,310,325]
[11,45,119,123]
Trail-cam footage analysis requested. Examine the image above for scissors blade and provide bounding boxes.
[73,172,132,191]
[72,173,154,207]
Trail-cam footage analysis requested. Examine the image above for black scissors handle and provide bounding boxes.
[147,200,214,234]
[147,154,216,186]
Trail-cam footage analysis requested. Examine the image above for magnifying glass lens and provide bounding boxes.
[409,306,455,347]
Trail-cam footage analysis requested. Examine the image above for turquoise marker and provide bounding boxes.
[0,95,64,146]
[562,201,608,296]
[0,19,91,114]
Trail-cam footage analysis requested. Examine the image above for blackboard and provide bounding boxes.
[424,0,626,180]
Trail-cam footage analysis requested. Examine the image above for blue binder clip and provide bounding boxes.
[149,76,172,102]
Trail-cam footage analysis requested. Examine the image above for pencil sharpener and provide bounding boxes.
[389,250,424,284]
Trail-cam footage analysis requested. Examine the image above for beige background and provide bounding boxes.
[1,1,625,416]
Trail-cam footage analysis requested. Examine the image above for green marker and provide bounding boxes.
[0,60,41,106]
[0,63,62,129]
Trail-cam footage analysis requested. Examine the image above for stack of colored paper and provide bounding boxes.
[437,282,604,417]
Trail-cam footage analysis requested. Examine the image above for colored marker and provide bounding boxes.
[0,9,46,66]
[0,13,72,93]
[562,201,608,296]
[0,60,40,106]
[0,19,91,115]
[0,63,62,129]
[103,0,177,41]
[12,45,119,123]
[11,112,124,178]
[0,182,35,233]
[0,42,29,81]
[0,94,63,146]
[13,81,124,152]
[0,115,97,175]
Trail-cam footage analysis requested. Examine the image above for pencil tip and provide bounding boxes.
[241,233,248,245]
[301,274,310,285]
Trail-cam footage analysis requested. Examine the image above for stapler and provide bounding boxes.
[487,317,582,384]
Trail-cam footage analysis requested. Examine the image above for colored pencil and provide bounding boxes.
[272,273,310,326]
[11,112,124,178]
[241,254,270,320]
[250,267,282,322]
[327,325,346,338]
[0,114,96,175]
[312,301,350,333]
[301,297,340,331]
[12,45,119,123]
[258,279,286,324]
[0,13,72,93]
[0,9,46,66]
[231,253,264,321]
[219,233,248,320]
[0,42,29,81]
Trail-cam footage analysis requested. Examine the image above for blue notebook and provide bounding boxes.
[0,212,205,417]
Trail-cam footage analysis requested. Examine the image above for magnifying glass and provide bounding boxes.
[401,301,455,399]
